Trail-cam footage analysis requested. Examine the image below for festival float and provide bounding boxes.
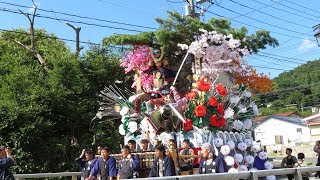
[94,29,275,179]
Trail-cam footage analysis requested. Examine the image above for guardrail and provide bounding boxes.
[15,172,81,180]
[13,166,320,180]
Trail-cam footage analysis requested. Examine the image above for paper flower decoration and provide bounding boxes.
[220,145,231,155]
[245,155,254,164]
[214,137,224,147]
[225,156,235,166]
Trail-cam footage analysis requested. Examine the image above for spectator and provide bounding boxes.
[313,141,320,177]
[198,143,227,174]
[128,140,139,153]
[75,149,97,180]
[296,153,310,180]
[281,148,298,180]
[0,145,15,180]
[139,139,150,152]
[117,145,140,179]
[179,139,194,172]
[86,147,116,180]
[149,144,176,177]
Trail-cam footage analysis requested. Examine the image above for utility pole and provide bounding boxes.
[184,0,208,18]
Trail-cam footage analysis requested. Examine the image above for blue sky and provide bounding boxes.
[0,0,319,78]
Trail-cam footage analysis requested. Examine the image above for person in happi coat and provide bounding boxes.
[148,144,176,177]
[198,143,227,174]
[75,148,97,180]
[86,147,116,180]
[117,145,140,179]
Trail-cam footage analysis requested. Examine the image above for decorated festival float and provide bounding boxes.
[94,27,276,179]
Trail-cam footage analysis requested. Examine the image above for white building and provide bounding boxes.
[254,115,310,146]
[303,113,320,143]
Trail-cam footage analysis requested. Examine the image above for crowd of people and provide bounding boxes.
[1,141,320,179]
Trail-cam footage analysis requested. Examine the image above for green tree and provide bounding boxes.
[0,29,124,174]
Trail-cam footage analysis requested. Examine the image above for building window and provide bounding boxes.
[297,128,302,133]
[275,135,283,144]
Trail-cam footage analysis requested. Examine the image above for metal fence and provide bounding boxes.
[14,166,320,180]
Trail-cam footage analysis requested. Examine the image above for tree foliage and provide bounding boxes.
[256,59,320,116]
[0,29,125,174]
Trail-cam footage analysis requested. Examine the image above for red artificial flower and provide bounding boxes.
[185,91,198,100]
[216,83,227,96]
[183,119,193,131]
[217,103,225,115]
[182,105,186,111]
[194,105,207,117]
[208,96,219,107]
[197,78,211,91]
[209,114,219,127]
[210,115,226,128]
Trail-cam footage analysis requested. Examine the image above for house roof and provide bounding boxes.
[254,111,302,123]
[303,113,320,125]
[255,115,306,127]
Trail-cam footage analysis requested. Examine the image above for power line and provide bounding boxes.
[256,54,303,65]
[283,0,320,15]
[227,0,310,29]
[249,0,319,22]
[0,1,157,30]
[269,0,320,19]
[247,56,297,69]
[196,5,315,41]
[230,0,281,20]
[0,28,100,45]
[251,65,289,71]
[260,52,306,62]
[0,7,144,33]
[214,3,313,37]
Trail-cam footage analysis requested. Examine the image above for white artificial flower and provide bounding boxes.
[119,124,126,135]
[128,95,137,102]
[234,153,243,163]
[220,145,231,155]
[225,156,235,166]
[264,161,273,170]
[128,121,138,133]
[244,138,252,147]
[229,95,241,105]
[237,142,248,151]
[245,155,254,164]
[228,168,238,173]
[239,165,248,172]
[242,119,252,130]
[252,143,261,153]
[250,103,259,115]
[119,106,130,116]
[243,90,252,98]
[232,120,243,131]
[224,107,235,119]
[258,151,268,160]
[237,104,248,113]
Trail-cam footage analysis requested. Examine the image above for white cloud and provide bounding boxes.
[298,38,317,52]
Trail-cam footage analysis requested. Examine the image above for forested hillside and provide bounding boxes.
[257,59,320,116]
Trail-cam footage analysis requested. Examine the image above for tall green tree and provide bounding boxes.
[0,29,124,173]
